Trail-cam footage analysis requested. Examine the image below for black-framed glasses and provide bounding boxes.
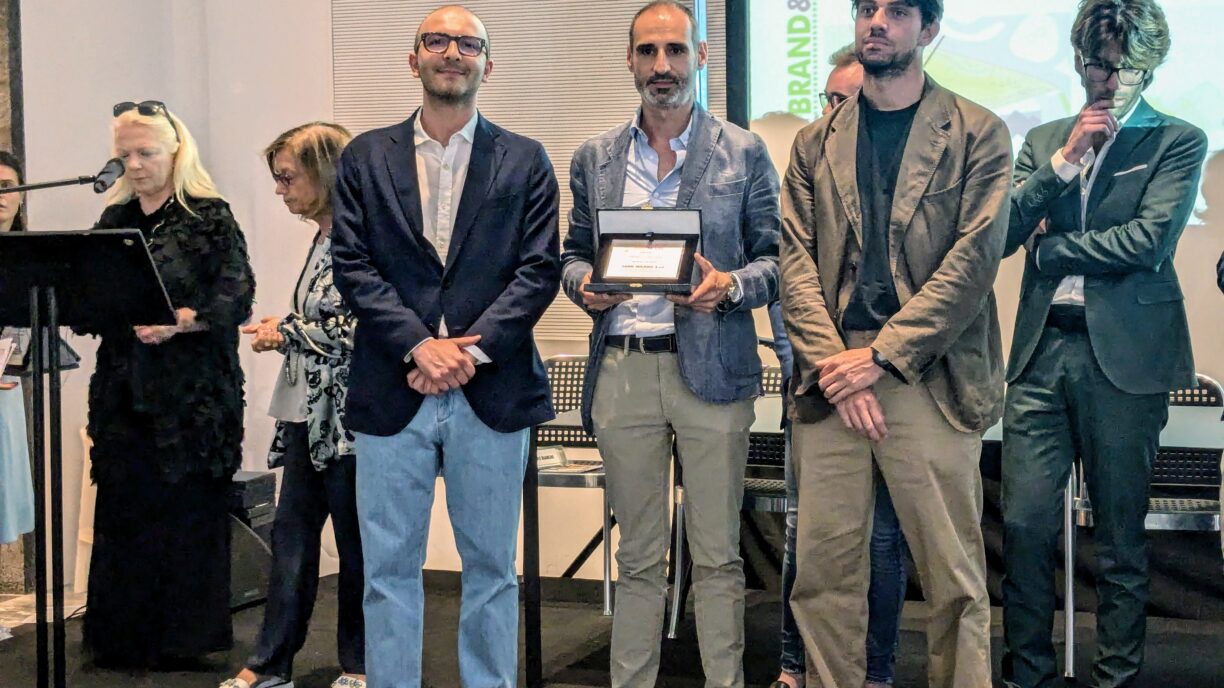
[271,171,296,187]
[819,92,850,109]
[1081,59,1146,86]
[416,32,487,57]
[113,100,180,141]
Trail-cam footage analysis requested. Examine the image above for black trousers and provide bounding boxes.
[1001,325,1168,688]
[248,422,365,677]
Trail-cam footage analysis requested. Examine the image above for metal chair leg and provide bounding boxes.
[1064,471,1076,679]
[603,488,614,616]
[667,486,687,639]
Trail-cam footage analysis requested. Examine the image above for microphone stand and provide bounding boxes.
[1,173,105,688]
[0,175,101,194]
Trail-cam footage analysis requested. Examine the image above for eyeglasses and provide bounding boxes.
[113,100,181,142]
[271,171,296,187]
[1081,60,1146,86]
[416,32,487,57]
[819,92,851,109]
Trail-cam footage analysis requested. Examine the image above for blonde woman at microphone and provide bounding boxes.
[82,101,255,669]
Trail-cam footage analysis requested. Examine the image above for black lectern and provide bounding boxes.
[0,229,174,688]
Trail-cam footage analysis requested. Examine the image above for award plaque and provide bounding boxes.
[586,208,701,295]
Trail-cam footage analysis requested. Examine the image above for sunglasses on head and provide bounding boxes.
[416,32,487,57]
[113,100,180,142]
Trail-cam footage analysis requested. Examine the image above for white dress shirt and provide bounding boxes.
[409,110,489,363]
[1042,105,1138,307]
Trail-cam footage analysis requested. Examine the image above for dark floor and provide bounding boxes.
[1,574,1222,687]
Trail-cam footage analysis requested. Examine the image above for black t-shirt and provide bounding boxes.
[842,97,920,332]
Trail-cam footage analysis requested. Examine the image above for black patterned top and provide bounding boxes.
[87,195,255,483]
[267,232,356,470]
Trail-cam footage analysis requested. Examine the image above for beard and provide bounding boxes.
[856,43,919,79]
[635,71,693,109]
[420,66,480,105]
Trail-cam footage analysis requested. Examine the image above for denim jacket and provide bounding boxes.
[561,105,781,432]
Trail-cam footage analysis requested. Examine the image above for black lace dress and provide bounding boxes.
[82,194,255,667]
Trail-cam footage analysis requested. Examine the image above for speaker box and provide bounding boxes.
[230,515,273,609]
[229,470,278,609]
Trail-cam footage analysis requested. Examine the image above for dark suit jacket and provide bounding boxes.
[331,111,561,436]
[1005,98,1208,394]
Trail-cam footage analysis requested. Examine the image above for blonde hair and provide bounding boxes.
[106,108,222,211]
[264,121,353,221]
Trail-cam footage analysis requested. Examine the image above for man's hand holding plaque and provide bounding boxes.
[667,254,732,313]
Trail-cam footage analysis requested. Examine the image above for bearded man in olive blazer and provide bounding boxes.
[779,1,1012,685]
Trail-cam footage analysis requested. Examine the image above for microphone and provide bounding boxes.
[92,158,126,193]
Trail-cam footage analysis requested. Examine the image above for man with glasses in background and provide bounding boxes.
[818,44,864,114]
[331,6,561,687]
[1001,1,1208,686]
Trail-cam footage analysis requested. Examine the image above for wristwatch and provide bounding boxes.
[724,274,742,304]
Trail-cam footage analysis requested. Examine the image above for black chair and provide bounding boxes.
[539,355,615,616]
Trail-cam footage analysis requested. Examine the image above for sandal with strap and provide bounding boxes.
[218,676,294,688]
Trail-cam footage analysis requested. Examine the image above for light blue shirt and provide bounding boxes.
[608,110,694,336]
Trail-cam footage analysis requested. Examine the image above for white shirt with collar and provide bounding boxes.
[414,110,478,263]
[408,110,489,363]
[1042,104,1138,307]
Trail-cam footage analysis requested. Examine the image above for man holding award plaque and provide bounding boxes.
[560,2,780,686]
[780,0,1012,685]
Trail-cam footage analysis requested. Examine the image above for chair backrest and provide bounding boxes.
[761,365,784,396]
[748,432,786,468]
[1151,447,1222,490]
[544,355,588,413]
[1169,374,1224,407]
[1160,374,1222,490]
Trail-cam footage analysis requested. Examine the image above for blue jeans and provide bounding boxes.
[779,427,805,676]
[355,390,528,688]
[865,475,909,685]
[781,440,909,684]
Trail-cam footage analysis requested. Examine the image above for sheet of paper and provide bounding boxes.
[605,243,685,280]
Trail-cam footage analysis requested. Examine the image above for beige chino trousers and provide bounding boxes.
[790,353,991,688]
[593,348,755,688]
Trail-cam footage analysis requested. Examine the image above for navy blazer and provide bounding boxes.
[331,111,561,436]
